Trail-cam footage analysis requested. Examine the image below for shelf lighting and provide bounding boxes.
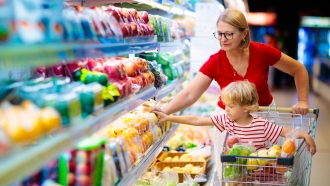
[136,0,196,18]
[136,0,170,11]
[184,10,196,18]
[170,7,183,15]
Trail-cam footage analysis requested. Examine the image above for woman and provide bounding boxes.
[151,8,309,181]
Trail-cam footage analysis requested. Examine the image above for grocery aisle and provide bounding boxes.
[270,87,330,185]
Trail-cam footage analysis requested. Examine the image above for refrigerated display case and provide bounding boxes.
[0,0,194,185]
[299,16,330,102]
[298,16,330,74]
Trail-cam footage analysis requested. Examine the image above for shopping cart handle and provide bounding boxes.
[258,106,319,115]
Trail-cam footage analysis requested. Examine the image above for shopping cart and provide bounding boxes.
[220,105,319,186]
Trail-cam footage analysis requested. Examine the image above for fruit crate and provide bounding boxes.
[154,161,207,183]
[157,151,211,162]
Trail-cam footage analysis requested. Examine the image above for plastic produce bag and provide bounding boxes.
[147,61,166,89]
[281,127,299,158]
[226,135,241,149]
[178,174,206,186]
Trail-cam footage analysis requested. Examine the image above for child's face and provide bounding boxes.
[224,103,247,120]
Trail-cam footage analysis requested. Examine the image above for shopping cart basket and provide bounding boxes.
[220,106,319,186]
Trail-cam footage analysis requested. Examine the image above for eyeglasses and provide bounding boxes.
[213,32,234,40]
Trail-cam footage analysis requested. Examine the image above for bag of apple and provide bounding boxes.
[225,135,241,153]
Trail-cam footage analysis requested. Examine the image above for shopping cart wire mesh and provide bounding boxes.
[219,105,318,186]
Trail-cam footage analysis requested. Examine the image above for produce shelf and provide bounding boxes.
[117,123,179,186]
[158,41,187,53]
[0,77,183,185]
[66,0,196,18]
[0,40,158,70]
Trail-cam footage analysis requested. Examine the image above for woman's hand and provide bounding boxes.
[292,101,309,115]
[304,135,317,155]
[152,111,169,125]
[144,106,165,114]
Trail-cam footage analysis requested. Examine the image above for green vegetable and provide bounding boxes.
[186,141,197,149]
[223,163,240,180]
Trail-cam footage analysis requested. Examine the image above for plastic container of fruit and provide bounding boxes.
[157,152,211,163]
[154,161,207,183]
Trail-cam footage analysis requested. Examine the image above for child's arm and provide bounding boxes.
[281,127,317,155]
[152,111,213,126]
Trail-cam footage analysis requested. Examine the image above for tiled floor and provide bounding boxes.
[271,87,330,185]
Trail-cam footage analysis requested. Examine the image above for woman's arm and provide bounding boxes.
[153,111,214,126]
[161,72,213,114]
[281,127,316,155]
[273,53,309,115]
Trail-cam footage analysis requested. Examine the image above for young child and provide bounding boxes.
[153,80,316,155]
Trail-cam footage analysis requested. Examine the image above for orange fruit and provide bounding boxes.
[282,139,296,157]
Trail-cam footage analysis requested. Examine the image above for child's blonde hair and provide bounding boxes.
[221,80,259,112]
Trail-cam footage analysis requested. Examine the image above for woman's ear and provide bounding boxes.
[243,29,248,39]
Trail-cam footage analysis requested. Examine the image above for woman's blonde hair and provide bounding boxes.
[216,8,250,49]
[221,80,259,112]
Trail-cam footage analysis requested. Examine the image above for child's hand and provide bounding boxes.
[305,135,317,155]
[152,111,169,125]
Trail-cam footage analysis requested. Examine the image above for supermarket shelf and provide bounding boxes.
[0,77,183,185]
[158,41,187,53]
[0,39,187,70]
[118,123,179,186]
[69,85,158,144]
[66,0,196,17]
[0,40,159,70]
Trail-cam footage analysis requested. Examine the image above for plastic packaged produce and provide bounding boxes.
[226,135,241,149]
[0,101,61,144]
[74,137,107,186]
[62,7,86,41]
[111,79,132,98]
[72,82,103,117]
[116,137,133,172]
[11,0,45,44]
[147,60,166,89]
[281,128,299,158]
[106,138,127,179]
[103,83,121,106]
[41,0,64,42]
[102,59,127,80]
[102,149,120,186]
[0,1,12,42]
[40,90,81,127]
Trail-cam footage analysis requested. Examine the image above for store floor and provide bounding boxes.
[203,87,330,185]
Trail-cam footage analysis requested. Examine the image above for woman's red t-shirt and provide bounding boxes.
[199,41,282,109]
